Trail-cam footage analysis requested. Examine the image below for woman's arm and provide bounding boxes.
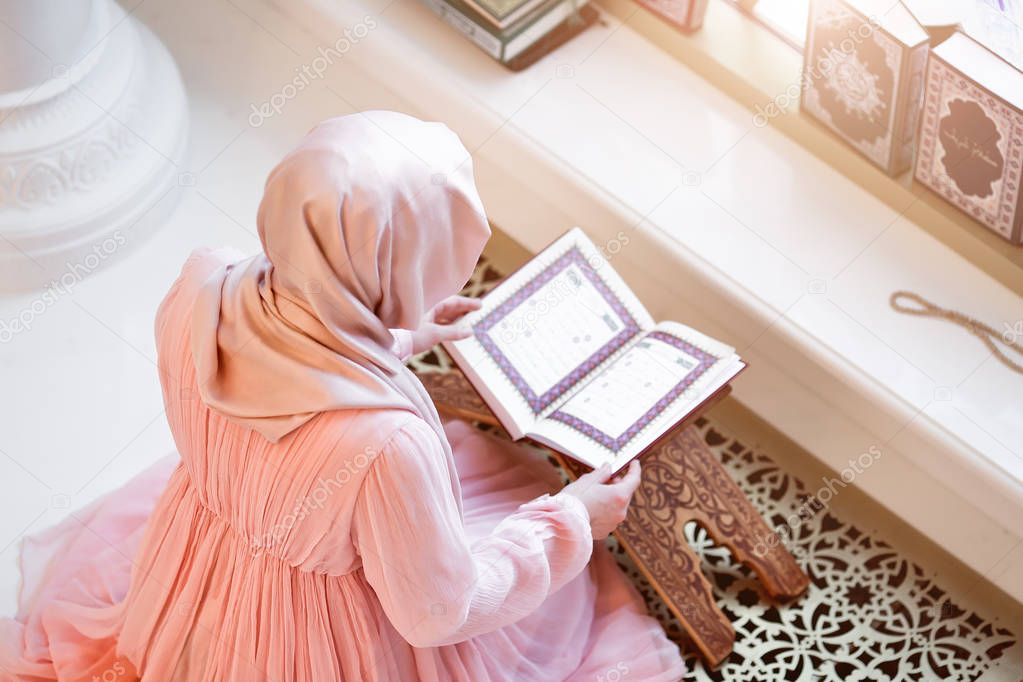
[352,419,593,648]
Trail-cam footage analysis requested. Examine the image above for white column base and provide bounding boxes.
[0,1,188,292]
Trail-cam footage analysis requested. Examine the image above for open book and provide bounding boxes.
[443,228,746,472]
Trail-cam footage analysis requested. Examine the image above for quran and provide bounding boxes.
[444,228,746,472]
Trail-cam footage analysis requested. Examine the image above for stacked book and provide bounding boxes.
[420,0,588,63]
[898,0,1023,244]
[802,0,930,177]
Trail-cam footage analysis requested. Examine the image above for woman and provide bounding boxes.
[0,112,684,681]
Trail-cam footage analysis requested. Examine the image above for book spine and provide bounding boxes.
[688,0,708,31]
[504,0,588,60]
[891,41,929,176]
[887,43,910,176]
[1015,168,1023,244]
[419,0,505,59]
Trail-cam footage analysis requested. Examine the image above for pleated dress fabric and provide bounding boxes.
[0,250,684,681]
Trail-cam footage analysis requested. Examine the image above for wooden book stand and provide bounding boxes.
[418,368,809,666]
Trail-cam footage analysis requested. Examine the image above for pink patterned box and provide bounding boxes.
[915,32,1023,244]
[802,0,930,176]
[632,0,706,32]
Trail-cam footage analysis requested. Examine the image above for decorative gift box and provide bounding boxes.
[802,0,930,176]
[915,32,1023,244]
[632,0,707,32]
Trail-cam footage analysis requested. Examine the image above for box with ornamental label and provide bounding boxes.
[801,0,930,176]
[914,32,1023,244]
[632,0,707,32]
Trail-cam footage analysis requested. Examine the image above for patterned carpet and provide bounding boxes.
[408,258,1018,681]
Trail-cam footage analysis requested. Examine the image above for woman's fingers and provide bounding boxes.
[584,463,614,485]
[565,463,612,498]
[612,460,642,496]
[436,303,481,325]
[433,296,482,324]
[415,297,481,353]
[409,321,472,355]
[430,321,473,344]
[448,295,483,311]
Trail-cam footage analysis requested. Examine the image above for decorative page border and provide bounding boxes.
[546,331,719,454]
[473,246,641,414]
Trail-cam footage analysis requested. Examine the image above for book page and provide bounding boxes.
[529,321,742,469]
[444,228,654,438]
[482,261,633,400]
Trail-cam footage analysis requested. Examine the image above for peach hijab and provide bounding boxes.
[190,111,490,448]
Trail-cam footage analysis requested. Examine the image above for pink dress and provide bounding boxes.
[0,251,684,681]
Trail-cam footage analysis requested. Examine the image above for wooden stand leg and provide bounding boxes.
[553,450,739,666]
[658,427,809,601]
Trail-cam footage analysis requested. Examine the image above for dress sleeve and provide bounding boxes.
[388,329,414,362]
[352,419,593,648]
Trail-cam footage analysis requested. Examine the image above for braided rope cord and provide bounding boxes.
[889,291,1023,375]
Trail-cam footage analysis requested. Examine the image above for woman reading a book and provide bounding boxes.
[0,112,684,681]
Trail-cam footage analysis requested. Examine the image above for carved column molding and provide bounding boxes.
[0,0,188,290]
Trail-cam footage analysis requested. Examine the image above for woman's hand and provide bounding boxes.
[560,460,642,540]
[409,295,482,355]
